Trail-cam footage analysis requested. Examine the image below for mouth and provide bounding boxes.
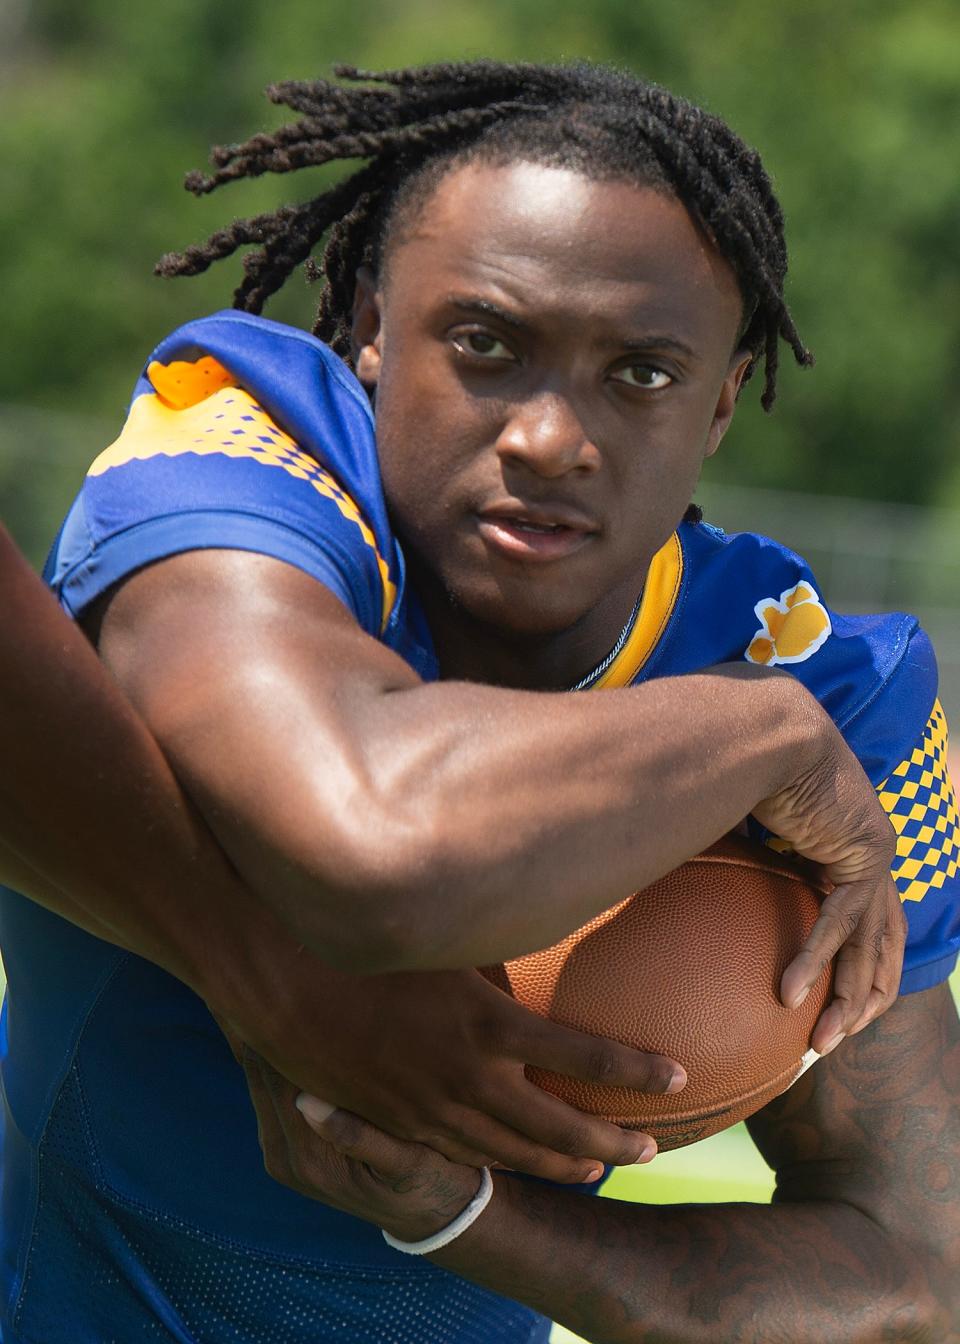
[476,504,597,562]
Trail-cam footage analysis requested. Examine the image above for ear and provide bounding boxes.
[351,266,382,390]
[704,350,753,458]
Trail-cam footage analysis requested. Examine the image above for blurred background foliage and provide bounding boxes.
[2,0,959,554]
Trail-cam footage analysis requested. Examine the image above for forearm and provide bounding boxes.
[412,987,959,1341]
[0,528,294,998]
[94,549,869,974]
[159,639,822,971]
[332,666,815,966]
[431,1178,951,1344]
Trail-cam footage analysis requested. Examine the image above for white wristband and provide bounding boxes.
[382,1166,494,1255]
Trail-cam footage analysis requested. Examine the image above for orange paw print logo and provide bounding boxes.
[744,581,831,667]
[147,356,235,409]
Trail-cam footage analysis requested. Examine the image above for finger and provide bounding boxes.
[780,882,869,1008]
[239,1051,299,1188]
[297,1097,451,1185]
[872,882,908,1010]
[379,1126,500,1173]
[297,1096,405,1175]
[423,1103,622,1184]
[256,1065,366,1207]
[255,1058,501,1179]
[390,1100,608,1183]
[846,986,890,1037]
[487,1078,658,1168]
[809,907,888,1051]
[516,1015,685,1096]
[849,900,906,1035]
[298,1098,487,1239]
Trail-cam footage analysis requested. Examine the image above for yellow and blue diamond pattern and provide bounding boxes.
[878,699,960,903]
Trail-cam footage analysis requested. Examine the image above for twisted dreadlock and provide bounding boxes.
[157,60,812,411]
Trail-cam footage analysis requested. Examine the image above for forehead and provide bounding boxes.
[384,160,744,343]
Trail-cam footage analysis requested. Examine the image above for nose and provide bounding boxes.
[495,392,601,479]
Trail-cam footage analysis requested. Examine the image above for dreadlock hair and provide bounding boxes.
[157,60,812,413]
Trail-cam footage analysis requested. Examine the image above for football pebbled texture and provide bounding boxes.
[480,834,834,1150]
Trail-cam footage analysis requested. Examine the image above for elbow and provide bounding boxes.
[316,900,423,976]
[876,1287,957,1344]
[909,1254,960,1343]
[867,1234,959,1344]
[292,813,458,975]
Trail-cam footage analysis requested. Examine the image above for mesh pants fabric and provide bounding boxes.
[8,1068,550,1344]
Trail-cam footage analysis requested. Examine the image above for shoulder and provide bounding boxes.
[674,521,936,783]
[48,312,401,642]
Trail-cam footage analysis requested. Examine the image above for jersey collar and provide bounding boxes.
[587,531,683,689]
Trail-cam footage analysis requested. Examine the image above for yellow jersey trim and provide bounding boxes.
[88,376,397,633]
[590,532,683,690]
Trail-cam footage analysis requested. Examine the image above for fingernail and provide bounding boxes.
[791,985,810,1008]
[820,1032,845,1056]
[634,1140,657,1164]
[586,1165,605,1183]
[666,1067,687,1094]
[295,1093,335,1127]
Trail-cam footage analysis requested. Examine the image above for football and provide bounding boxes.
[480,834,834,1150]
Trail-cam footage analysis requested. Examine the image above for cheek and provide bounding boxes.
[608,430,709,555]
[373,390,469,545]
[373,360,440,499]
[376,361,496,505]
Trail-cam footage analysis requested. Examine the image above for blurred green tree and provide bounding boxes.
[2,0,958,560]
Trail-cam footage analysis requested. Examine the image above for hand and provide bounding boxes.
[215,962,682,1185]
[236,1046,484,1244]
[754,701,907,1053]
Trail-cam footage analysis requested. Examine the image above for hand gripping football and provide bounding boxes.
[480,834,834,1150]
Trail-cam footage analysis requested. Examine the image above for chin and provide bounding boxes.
[451,580,592,638]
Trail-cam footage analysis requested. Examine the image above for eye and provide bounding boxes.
[611,364,674,391]
[452,329,516,361]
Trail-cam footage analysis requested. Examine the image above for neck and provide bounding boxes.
[411,562,645,691]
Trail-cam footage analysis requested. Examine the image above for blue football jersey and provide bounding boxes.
[1,311,957,1343]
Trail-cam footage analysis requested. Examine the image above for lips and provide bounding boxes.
[476,502,598,562]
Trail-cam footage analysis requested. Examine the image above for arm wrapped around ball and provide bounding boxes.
[291,983,960,1343]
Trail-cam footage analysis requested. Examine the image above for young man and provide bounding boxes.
[2,62,957,1341]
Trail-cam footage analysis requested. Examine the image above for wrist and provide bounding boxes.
[181,881,301,1025]
[746,666,825,797]
[381,1167,492,1246]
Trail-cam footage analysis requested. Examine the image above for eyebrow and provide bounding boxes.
[446,295,698,360]
[446,296,527,330]
[620,335,697,360]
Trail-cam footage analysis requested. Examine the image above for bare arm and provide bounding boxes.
[0,525,258,982]
[281,982,960,1342]
[0,527,905,1180]
[0,527,680,1179]
[96,547,901,1021]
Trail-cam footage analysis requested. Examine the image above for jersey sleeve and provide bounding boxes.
[728,543,959,995]
[47,352,395,638]
[827,619,959,992]
[877,698,960,993]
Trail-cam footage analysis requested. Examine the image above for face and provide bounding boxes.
[353,160,750,674]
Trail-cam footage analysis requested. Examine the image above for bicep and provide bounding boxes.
[92,548,423,947]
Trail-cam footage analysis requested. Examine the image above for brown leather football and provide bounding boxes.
[480,833,834,1150]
